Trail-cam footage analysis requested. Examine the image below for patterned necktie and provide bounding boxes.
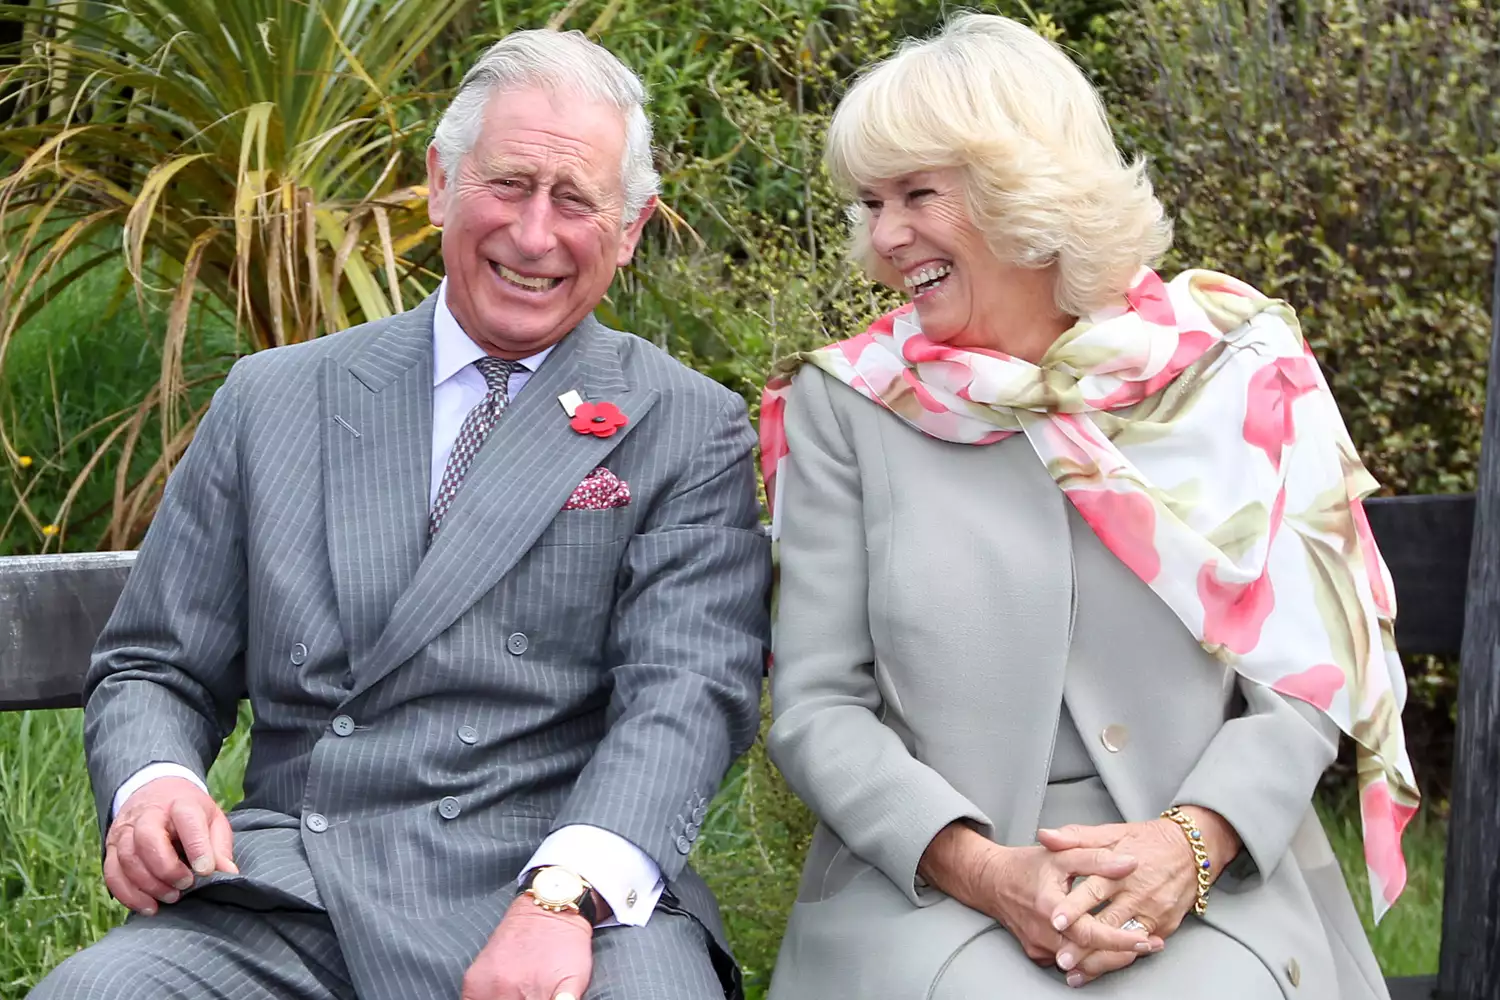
[429,356,523,539]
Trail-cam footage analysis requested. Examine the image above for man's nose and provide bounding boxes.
[513,195,558,259]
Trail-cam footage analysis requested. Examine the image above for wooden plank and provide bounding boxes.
[1435,223,1500,999]
[1364,494,1474,657]
[0,551,134,710]
[1386,976,1437,1000]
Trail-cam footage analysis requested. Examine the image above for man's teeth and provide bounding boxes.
[495,264,559,291]
[903,264,952,290]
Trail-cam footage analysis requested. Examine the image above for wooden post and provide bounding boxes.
[1435,217,1500,998]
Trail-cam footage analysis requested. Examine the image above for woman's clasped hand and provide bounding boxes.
[918,822,1169,987]
[1035,809,1241,986]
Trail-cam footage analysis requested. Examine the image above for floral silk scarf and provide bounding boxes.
[759,268,1418,920]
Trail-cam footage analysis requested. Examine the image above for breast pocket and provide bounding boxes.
[533,506,633,547]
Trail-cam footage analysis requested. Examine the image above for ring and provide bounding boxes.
[1121,918,1146,933]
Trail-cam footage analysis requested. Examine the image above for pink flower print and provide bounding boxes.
[1125,269,1177,326]
[1362,782,1414,905]
[1350,498,1394,617]
[1087,327,1217,410]
[1198,560,1275,655]
[1067,488,1162,583]
[758,390,789,491]
[1272,663,1346,711]
[901,370,948,413]
[1243,356,1320,469]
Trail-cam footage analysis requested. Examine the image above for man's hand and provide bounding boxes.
[104,776,237,915]
[462,895,594,1000]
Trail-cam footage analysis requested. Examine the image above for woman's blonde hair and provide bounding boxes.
[825,13,1172,316]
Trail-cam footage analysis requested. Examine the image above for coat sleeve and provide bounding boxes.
[548,389,771,884]
[1173,678,1341,883]
[766,368,992,906]
[83,364,249,841]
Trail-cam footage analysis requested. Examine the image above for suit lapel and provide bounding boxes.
[352,316,659,697]
[322,297,436,669]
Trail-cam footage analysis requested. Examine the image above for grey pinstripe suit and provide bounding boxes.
[33,295,770,999]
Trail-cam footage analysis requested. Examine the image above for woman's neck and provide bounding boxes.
[951,263,1075,364]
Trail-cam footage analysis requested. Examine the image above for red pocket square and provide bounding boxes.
[562,467,631,511]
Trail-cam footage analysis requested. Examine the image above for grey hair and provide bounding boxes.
[430,29,660,222]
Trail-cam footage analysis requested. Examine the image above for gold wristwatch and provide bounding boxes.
[520,865,601,924]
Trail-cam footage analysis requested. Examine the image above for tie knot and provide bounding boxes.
[475,356,521,395]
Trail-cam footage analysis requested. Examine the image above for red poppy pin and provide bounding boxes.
[570,401,629,438]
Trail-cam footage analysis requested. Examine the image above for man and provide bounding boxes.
[31,29,769,1000]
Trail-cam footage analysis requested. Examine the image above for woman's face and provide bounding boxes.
[858,168,1003,346]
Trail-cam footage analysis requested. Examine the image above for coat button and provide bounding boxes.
[438,796,462,820]
[331,715,355,737]
[1100,724,1131,753]
[506,632,529,655]
[457,725,479,745]
[290,642,309,665]
[1286,958,1301,987]
[675,835,691,855]
[305,812,328,833]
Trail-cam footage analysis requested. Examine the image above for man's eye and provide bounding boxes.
[860,200,882,212]
[907,188,935,201]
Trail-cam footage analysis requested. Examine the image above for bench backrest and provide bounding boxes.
[0,495,1476,711]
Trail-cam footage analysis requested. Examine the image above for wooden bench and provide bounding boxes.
[3,247,1498,998]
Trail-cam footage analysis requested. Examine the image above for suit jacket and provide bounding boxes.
[82,295,772,999]
[765,367,1388,999]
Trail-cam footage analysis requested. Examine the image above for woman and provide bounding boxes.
[759,14,1416,998]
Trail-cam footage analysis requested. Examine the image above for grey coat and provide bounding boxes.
[81,296,772,999]
[765,368,1389,999]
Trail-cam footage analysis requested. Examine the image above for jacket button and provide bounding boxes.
[438,796,462,820]
[506,632,529,655]
[675,835,691,855]
[1286,958,1301,987]
[1100,724,1131,753]
[305,812,328,833]
[331,715,355,737]
[290,642,309,665]
[457,725,479,745]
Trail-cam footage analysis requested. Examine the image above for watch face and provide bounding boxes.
[533,867,584,903]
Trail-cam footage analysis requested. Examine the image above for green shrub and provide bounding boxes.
[1102,0,1498,499]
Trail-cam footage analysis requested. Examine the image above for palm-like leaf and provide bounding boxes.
[0,0,468,549]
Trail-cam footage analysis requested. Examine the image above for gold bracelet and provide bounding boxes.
[1160,806,1213,916]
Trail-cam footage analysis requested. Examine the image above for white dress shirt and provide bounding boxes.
[113,280,664,927]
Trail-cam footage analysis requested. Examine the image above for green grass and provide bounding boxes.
[0,705,1445,999]
[1,253,238,556]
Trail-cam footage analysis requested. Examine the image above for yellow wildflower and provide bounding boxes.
[17,455,32,468]
[41,524,58,537]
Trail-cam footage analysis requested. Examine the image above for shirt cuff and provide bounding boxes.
[112,763,208,819]
[520,825,664,927]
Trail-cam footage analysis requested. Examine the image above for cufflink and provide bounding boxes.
[626,889,638,909]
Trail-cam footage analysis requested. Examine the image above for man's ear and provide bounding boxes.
[614,196,658,267]
[426,145,449,228]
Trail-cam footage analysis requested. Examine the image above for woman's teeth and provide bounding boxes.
[494,263,561,291]
[904,264,952,293]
